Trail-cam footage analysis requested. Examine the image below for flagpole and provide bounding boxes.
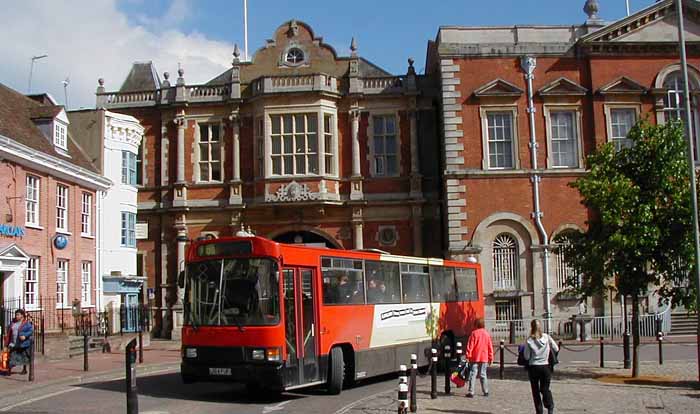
[626,0,631,16]
[675,0,700,383]
[243,0,249,61]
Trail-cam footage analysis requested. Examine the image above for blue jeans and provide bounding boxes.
[467,362,488,395]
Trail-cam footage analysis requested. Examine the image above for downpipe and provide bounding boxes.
[521,56,553,333]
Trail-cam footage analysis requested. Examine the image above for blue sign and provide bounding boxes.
[54,234,68,249]
[0,225,25,237]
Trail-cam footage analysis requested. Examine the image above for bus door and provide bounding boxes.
[283,267,319,387]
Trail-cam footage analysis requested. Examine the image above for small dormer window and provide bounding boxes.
[285,48,305,65]
[54,122,67,150]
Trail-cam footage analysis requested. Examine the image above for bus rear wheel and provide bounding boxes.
[327,347,344,395]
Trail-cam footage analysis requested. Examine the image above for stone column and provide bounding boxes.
[352,207,364,250]
[172,217,188,341]
[174,112,188,206]
[350,108,364,200]
[351,109,361,176]
[317,109,326,176]
[229,112,242,205]
[412,205,423,256]
[175,114,186,184]
[409,109,422,198]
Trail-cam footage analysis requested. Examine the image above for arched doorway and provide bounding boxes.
[272,230,340,249]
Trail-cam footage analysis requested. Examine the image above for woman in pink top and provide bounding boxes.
[465,318,493,397]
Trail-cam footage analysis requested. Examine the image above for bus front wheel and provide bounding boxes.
[327,347,344,395]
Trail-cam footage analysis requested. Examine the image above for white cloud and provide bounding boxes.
[0,0,234,109]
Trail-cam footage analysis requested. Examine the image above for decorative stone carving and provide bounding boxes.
[584,0,600,20]
[288,20,299,37]
[266,181,319,202]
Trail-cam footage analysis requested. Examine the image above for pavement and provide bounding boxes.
[0,338,697,413]
[338,361,700,414]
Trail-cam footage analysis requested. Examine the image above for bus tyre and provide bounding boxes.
[327,347,344,395]
[181,374,194,384]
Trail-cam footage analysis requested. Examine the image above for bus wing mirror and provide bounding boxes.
[177,270,185,288]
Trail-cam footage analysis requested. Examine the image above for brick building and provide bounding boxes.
[98,20,440,337]
[0,84,110,323]
[427,0,700,322]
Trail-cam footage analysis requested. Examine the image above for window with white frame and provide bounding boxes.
[25,257,39,308]
[121,212,136,247]
[255,118,264,177]
[198,123,222,182]
[663,71,700,160]
[324,114,335,175]
[271,114,318,176]
[492,233,519,291]
[609,108,637,152]
[136,140,144,185]
[56,260,68,308]
[54,122,67,150]
[122,151,137,185]
[56,184,68,232]
[25,175,39,226]
[486,112,515,169]
[495,298,522,321]
[371,115,398,176]
[549,110,579,168]
[81,192,91,235]
[81,262,92,305]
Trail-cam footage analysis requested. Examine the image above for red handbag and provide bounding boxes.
[450,371,466,388]
[0,349,10,375]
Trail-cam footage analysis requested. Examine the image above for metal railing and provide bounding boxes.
[486,304,672,343]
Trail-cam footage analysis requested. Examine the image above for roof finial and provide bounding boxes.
[407,57,416,76]
[350,37,358,56]
[233,43,241,64]
[177,63,184,78]
[163,72,170,81]
[98,78,104,87]
[584,0,600,21]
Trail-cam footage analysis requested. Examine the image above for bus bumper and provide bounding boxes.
[180,361,285,390]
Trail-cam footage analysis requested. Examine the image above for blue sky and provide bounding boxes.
[118,0,655,74]
[0,0,657,109]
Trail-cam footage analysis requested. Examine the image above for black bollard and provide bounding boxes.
[456,342,463,362]
[443,345,451,395]
[599,337,604,368]
[125,338,139,414]
[83,333,89,372]
[623,332,631,369]
[430,348,438,399]
[398,364,408,414]
[28,339,35,382]
[410,354,417,413]
[499,340,505,380]
[138,330,144,364]
[657,331,664,365]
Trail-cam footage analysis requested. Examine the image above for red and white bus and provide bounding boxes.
[179,235,484,393]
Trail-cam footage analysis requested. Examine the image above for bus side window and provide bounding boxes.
[321,258,365,305]
[365,260,400,304]
[401,264,429,303]
[455,268,478,301]
[430,266,456,302]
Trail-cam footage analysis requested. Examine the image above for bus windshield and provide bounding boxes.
[184,258,280,326]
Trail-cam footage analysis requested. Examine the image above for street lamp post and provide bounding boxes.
[28,55,48,94]
[675,0,700,383]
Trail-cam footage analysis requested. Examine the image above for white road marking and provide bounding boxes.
[0,388,78,411]
[262,400,292,413]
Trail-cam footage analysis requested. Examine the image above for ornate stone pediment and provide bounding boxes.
[266,181,319,202]
[598,76,648,95]
[473,79,524,98]
[538,77,588,96]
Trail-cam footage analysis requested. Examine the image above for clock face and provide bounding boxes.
[54,235,68,250]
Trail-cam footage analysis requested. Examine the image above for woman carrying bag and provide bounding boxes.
[4,309,33,376]
[523,319,558,414]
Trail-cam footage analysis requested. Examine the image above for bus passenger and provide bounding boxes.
[336,275,354,303]
[367,279,384,303]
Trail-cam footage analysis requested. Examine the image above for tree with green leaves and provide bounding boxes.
[561,120,696,377]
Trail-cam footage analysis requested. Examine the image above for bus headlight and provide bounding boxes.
[252,349,266,360]
[266,348,281,362]
[185,347,197,358]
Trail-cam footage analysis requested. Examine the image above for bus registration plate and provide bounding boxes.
[209,367,232,376]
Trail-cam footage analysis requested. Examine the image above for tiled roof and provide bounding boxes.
[119,61,161,92]
[0,83,99,173]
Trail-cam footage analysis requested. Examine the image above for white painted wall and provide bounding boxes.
[98,111,143,309]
